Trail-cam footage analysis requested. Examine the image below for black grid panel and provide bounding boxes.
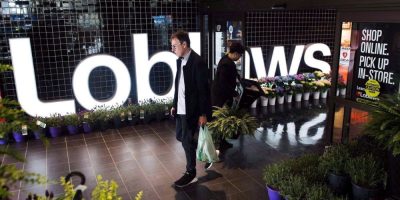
[0,0,200,102]
[245,10,337,74]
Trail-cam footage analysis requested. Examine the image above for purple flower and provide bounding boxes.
[275,86,285,96]
[295,74,304,81]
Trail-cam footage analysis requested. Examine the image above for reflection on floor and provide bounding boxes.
[3,99,329,200]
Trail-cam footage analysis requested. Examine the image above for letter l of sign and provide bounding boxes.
[9,38,75,117]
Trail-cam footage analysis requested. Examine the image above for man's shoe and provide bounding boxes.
[174,171,197,188]
[204,162,213,170]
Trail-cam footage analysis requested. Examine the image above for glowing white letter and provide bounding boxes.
[72,54,131,110]
[9,38,75,117]
[249,47,267,78]
[304,43,331,73]
[133,33,201,102]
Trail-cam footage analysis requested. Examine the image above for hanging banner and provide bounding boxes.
[352,23,400,103]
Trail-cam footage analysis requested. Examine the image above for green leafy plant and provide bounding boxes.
[305,184,341,200]
[63,113,81,126]
[290,154,324,184]
[364,93,400,156]
[279,175,308,200]
[0,64,48,199]
[262,160,292,190]
[0,98,26,138]
[320,144,351,175]
[109,104,125,119]
[345,154,385,188]
[91,175,122,200]
[0,148,47,199]
[43,113,64,127]
[207,105,258,139]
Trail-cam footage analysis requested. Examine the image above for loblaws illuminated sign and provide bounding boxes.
[9,33,331,117]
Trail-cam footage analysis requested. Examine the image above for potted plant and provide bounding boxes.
[126,104,140,125]
[305,184,339,200]
[43,113,64,138]
[109,104,125,129]
[0,98,26,143]
[263,160,292,200]
[319,144,351,195]
[11,121,26,143]
[207,105,258,140]
[29,117,46,140]
[91,105,112,131]
[279,174,308,200]
[290,154,324,184]
[346,154,385,200]
[32,174,143,200]
[139,100,156,124]
[319,79,331,98]
[63,113,81,134]
[275,86,285,104]
[153,99,170,121]
[363,93,400,197]
[80,111,95,133]
[293,83,304,102]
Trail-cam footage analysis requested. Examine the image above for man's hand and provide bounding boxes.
[198,115,207,126]
[170,107,176,117]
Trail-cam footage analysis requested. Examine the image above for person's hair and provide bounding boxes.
[229,42,245,54]
[171,30,191,47]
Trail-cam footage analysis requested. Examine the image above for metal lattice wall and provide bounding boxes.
[0,0,200,102]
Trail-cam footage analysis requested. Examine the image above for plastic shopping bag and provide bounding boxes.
[196,126,219,163]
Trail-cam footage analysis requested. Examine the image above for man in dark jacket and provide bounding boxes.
[170,31,211,188]
[211,42,245,108]
[211,42,245,150]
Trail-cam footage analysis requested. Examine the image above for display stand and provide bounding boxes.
[232,79,264,110]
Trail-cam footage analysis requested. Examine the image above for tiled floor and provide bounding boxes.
[2,100,329,200]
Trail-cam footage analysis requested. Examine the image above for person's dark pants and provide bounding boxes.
[176,115,196,173]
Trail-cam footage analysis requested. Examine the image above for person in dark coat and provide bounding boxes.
[211,42,245,108]
[170,31,211,188]
[211,42,245,150]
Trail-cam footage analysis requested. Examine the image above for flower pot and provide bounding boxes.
[96,120,109,131]
[321,90,328,98]
[155,112,164,121]
[82,123,93,133]
[285,94,293,103]
[113,117,122,129]
[340,88,346,96]
[327,172,350,196]
[13,131,25,143]
[67,125,79,135]
[261,96,268,107]
[351,182,381,200]
[49,126,62,138]
[313,91,320,99]
[0,138,7,145]
[303,92,310,101]
[268,96,276,106]
[143,114,154,124]
[33,129,43,139]
[294,93,302,102]
[266,185,283,200]
[277,96,284,104]
[251,99,258,108]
